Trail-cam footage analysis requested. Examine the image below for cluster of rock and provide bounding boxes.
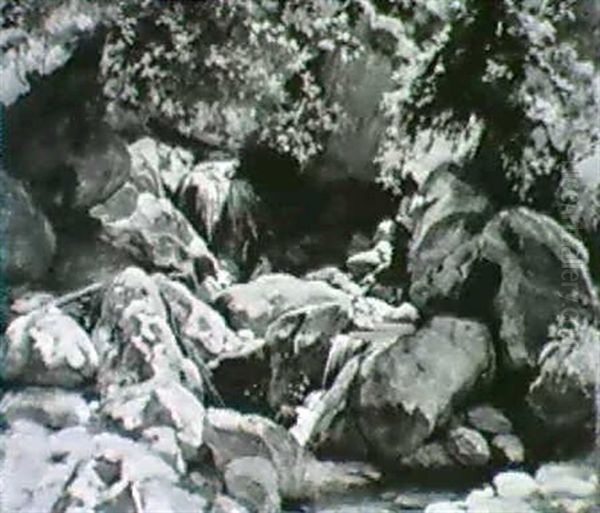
[0,265,385,512]
[425,462,599,513]
[2,132,599,511]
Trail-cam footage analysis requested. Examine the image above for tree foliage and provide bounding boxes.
[376,0,598,209]
[101,0,367,164]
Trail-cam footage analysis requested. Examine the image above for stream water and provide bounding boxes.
[285,486,465,513]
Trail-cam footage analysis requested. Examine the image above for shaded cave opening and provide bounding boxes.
[238,142,398,275]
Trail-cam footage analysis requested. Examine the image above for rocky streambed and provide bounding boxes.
[1,4,599,508]
[2,148,599,510]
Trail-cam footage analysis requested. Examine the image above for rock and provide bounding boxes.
[466,404,513,435]
[9,291,55,316]
[127,137,167,196]
[345,322,417,349]
[90,189,218,283]
[408,165,493,310]
[535,463,598,498]
[48,234,136,293]
[446,426,491,466]
[154,273,244,362]
[0,388,91,429]
[133,479,210,513]
[1,306,98,387]
[491,434,525,464]
[394,493,430,510]
[69,130,131,209]
[304,266,363,297]
[93,267,203,395]
[493,471,539,499]
[424,501,465,513]
[128,137,195,196]
[93,266,166,329]
[399,441,456,471]
[366,282,403,305]
[1,420,68,513]
[0,172,56,284]
[265,301,351,409]
[1,421,209,513]
[346,240,393,280]
[215,273,351,337]
[4,21,128,212]
[549,497,598,513]
[211,495,251,513]
[302,459,381,498]
[290,356,360,448]
[316,408,372,462]
[527,320,599,433]
[141,426,186,474]
[224,456,281,513]
[373,218,396,245]
[408,168,599,373]
[64,431,208,513]
[465,496,537,513]
[176,161,262,276]
[101,379,205,462]
[176,159,237,240]
[465,486,495,510]
[352,296,418,330]
[204,408,307,501]
[354,316,495,462]
[480,208,599,371]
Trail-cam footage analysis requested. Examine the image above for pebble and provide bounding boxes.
[493,471,539,499]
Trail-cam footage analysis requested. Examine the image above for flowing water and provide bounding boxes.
[285,486,465,513]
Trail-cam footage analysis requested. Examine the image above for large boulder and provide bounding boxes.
[92,267,203,396]
[265,301,351,410]
[353,316,495,463]
[215,273,352,337]
[480,208,599,371]
[408,165,599,373]
[1,306,98,387]
[407,165,493,311]
[204,408,307,501]
[154,274,245,363]
[527,319,599,434]
[5,24,130,212]
[47,233,136,292]
[0,172,56,284]
[90,189,218,283]
[67,130,131,209]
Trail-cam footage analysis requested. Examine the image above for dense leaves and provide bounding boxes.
[101,0,365,164]
[377,0,598,210]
